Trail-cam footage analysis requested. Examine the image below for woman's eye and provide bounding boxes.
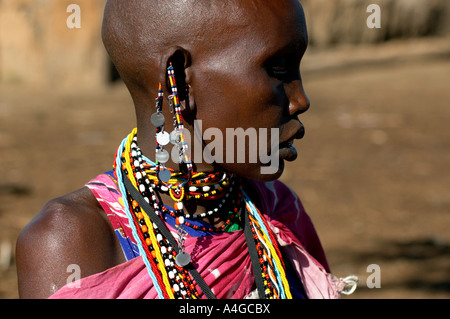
[271,66,288,77]
[266,57,288,80]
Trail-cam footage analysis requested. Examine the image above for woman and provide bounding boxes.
[16,0,348,299]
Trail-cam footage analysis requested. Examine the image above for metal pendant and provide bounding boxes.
[156,131,170,146]
[155,149,169,163]
[151,112,165,127]
[175,251,191,267]
[158,168,172,182]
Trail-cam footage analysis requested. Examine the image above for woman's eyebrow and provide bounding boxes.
[274,27,308,56]
[265,39,308,63]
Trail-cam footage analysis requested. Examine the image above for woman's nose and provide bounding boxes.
[284,79,310,116]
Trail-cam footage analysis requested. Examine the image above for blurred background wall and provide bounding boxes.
[302,0,450,46]
[0,0,107,88]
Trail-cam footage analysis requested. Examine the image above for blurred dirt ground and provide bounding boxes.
[1,38,449,299]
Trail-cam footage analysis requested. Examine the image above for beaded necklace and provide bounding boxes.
[112,64,291,299]
[113,129,292,299]
[127,134,243,233]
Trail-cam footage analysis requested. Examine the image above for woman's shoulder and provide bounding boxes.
[16,183,124,298]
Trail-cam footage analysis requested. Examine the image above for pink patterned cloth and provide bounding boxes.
[49,174,344,299]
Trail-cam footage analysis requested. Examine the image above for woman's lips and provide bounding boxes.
[278,120,304,162]
[278,140,298,161]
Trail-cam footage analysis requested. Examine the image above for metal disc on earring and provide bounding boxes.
[158,168,172,182]
[155,149,170,163]
[151,112,165,127]
[175,251,191,267]
[170,130,182,145]
[156,131,170,146]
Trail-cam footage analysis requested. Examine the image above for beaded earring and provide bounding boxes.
[150,64,193,184]
[167,62,193,173]
[151,83,171,182]
[149,63,194,266]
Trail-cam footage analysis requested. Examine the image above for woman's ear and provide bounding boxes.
[158,47,194,112]
[184,70,195,114]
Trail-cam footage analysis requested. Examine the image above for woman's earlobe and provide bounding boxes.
[186,83,196,113]
[158,46,195,114]
[179,83,195,113]
[158,46,191,96]
[178,84,188,111]
[182,65,196,113]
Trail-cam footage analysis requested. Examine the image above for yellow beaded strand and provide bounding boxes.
[123,128,175,299]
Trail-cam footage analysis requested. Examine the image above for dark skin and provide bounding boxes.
[16,0,310,298]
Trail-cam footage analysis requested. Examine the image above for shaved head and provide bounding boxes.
[102,0,306,96]
[103,0,237,94]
